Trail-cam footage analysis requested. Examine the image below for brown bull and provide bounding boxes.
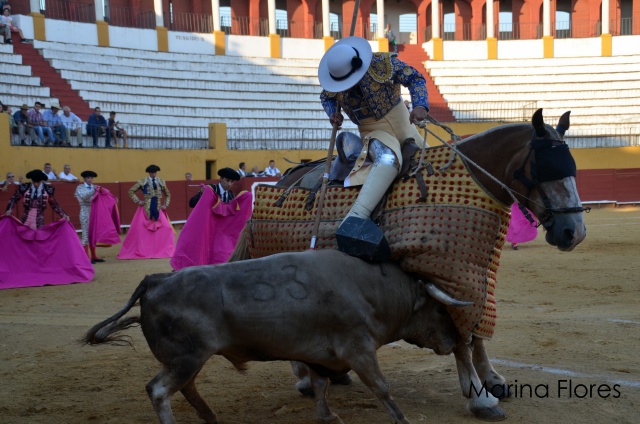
[83,250,470,424]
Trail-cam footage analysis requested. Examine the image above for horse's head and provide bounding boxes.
[514,109,587,251]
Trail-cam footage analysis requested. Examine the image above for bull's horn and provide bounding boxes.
[425,282,474,307]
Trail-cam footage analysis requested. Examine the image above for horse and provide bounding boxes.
[230,109,587,420]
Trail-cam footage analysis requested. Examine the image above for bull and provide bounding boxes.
[83,249,484,424]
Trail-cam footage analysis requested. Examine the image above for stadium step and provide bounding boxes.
[12,42,92,121]
[397,44,455,123]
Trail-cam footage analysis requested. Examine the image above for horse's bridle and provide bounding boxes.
[513,135,590,228]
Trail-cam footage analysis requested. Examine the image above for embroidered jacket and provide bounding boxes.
[189,183,234,208]
[128,177,171,218]
[6,183,67,228]
[320,52,429,124]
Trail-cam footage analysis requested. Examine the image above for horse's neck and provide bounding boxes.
[458,125,531,206]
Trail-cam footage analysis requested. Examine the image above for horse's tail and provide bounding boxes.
[80,276,150,346]
[228,224,252,262]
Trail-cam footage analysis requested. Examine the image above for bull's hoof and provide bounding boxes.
[296,380,315,397]
[329,374,353,386]
[470,405,507,422]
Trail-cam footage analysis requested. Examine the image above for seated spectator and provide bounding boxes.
[86,107,110,148]
[0,7,9,44]
[42,102,67,146]
[60,106,83,147]
[11,104,34,145]
[107,111,127,148]
[248,165,265,177]
[0,171,21,192]
[264,160,282,177]
[237,162,247,177]
[185,172,193,181]
[58,164,79,183]
[28,102,56,146]
[1,8,25,43]
[43,162,57,181]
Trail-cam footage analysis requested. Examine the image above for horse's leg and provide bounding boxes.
[227,224,251,262]
[307,367,344,424]
[453,339,506,422]
[472,337,511,399]
[180,374,218,424]
[146,356,211,424]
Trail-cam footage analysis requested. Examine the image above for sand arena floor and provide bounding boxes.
[0,206,638,424]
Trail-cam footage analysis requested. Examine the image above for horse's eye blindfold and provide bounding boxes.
[531,139,577,182]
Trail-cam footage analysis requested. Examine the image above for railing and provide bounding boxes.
[220,16,269,36]
[105,5,155,29]
[39,0,95,24]
[566,128,640,148]
[165,12,212,33]
[227,127,359,151]
[449,101,539,123]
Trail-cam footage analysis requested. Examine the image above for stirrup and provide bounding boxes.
[336,217,391,262]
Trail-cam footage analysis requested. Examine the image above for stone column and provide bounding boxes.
[486,0,497,59]
[29,0,45,40]
[377,0,387,52]
[211,0,225,55]
[268,0,280,58]
[322,0,333,51]
[542,0,553,58]
[432,0,442,60]
[601,0,612,56]
[153,0,168,52]
[95,0,109,47]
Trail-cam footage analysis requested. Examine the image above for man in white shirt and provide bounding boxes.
[237,162,247,177]
[58,164,79,183]
[264,160,281,177]
[43,163,57,181]
[0,172,21,192]
[60,106,84,147]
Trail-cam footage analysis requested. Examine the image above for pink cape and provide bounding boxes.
[117,208,175,260]
[0,216,94,289]
[89,188,121,246]
[506,203,539,244]
[170,188,253,270]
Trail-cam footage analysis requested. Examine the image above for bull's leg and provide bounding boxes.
[453,339,506,422]
[306,367,344,424]
[292,361,353,397]
[181,376,218,424]
[349,355,411,424]
[471,337,511,399]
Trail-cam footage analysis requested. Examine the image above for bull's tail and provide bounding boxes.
[228,224,251,262]
[81,277,149,347]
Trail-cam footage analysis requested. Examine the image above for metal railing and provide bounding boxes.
[105,5,155,29]
[220,16,269,36]
[39,0,95,24]
[165,12,212,33]
[449,101,539,123]
[565,128,640,148]
[227,127,358,151]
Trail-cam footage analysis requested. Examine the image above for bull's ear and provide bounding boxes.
[532,108,546,137]
[413,280,428,311]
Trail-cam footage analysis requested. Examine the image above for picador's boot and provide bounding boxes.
[336,139,399,261]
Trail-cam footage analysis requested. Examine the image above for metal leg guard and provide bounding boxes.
[336,139,399,261]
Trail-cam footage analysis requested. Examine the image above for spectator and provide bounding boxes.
[74,170,104,264]
[42,102,67,146]
[1,8,26,43]
[385,23,397,53]
[107,111,128,148]
[248,165,264,177]
[27,102,56,146]
[185,172,193,181]
[60,106,83,147]
[0,7,10,44]
[0,0,11,13]
[404,99,412,111]
[237,162,247,177]
[264,160,281,177]
[0,171,21,192]
[43,163,57,181]
[86,107,110,148]
[128,164,171,221]
[12,104,35,145]
[189,167,240,208]
[58,164,79,183]
[5,169,69,230]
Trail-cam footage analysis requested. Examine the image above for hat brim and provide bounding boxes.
[318,37,373,93]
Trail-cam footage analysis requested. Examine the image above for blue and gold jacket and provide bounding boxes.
[320,52,429,124]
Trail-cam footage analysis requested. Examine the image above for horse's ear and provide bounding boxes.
[556,111,571,137]
[532,108,546,136]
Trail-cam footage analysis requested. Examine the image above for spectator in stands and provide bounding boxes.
[385,23,397,53]
[404,99,412,111]
[237,162,247,177]
[248,165,264,177]
[87,107,110,148]
[264,160,282,177]
[0,8,10,44]
[43,163,57,181]
[128,164,171,221]
[3,105,19,145]
[185,172,193,181]
[12,104,34,145]
[1,171,21,192]
[42,102,67,146]
[58,164,79,183]
[1,8,26,43]
[189,168,240,207]
[60,106,83,147]
[28,102,56,146]
[0,0,11,13]
[5,169,69,230]
[319,36,428,260]
[107,111,128,148]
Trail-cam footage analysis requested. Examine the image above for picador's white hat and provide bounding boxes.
[318,37,373,92]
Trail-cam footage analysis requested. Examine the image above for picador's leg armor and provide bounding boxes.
[336,139,399,261]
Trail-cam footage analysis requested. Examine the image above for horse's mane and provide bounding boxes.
[458,122,532,145]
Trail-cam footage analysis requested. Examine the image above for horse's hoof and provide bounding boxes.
[490,384,512,400]
[296,380,315,397]
[471,405,507,422]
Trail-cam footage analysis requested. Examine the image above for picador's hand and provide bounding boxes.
[410,106,429,125]
[329,113,343,129]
